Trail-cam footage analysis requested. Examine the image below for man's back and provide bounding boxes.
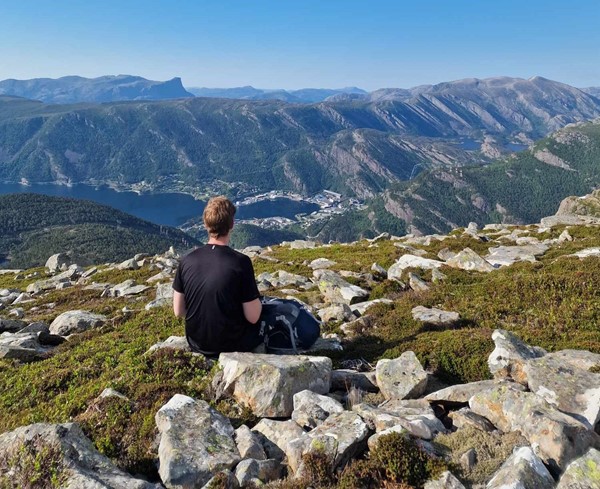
[173,244,260,353]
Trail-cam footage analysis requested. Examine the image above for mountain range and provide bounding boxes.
[1,76,599,201]
[0,75,193,104]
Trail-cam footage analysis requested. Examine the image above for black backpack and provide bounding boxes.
[259,296,321,354]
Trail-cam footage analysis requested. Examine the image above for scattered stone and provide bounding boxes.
[351,298,393,316]
[286,411,370,474]
[437,248,457,261]
[431,268,447,282]
[99,388,129,401]
[146,336,192,355]
[448,408,496,432]
[287,240,317,249]
[425,380,525,407]
[424,471,466,489]
[376,351,428,400]
[45,253,72,273]
[81,266,98,278]
[446,248,495,272]
[412,306,460,328]
[409,272,430,292]
[524,352,600,429]
[234,425,267,461]
[0,319,28,335]
[557,448,600,489]
[371,262,388,279]
[331,369,379,392]
[106,279,150,297]
[17,322,49,334]
[291,389,345,429]
[252,419,305,461]
[314,269,369,305]
[460,448,477,472]
[117,258,139,270]
[200,471,239,489]
[309,258,336,270]
[318,303,354,323]
[216,353,332,417]
[355,400,446,440]
[485,244,549,267]
[486,446,554,489]
[155,394,240,488]
[388,255,444,281]
[574,247,600,259]
[234,458,282,487]
[558,229,573,243]
[470,385,599,472]
[0,423,160,488]
[488,329,546,384]
[49,310,107,336]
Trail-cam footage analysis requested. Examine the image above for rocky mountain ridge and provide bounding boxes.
[0,75,194,103]
[0,196,599,487]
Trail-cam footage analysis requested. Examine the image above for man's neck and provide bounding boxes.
[207,235,230,247]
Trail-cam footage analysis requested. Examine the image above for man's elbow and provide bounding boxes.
[243,300,262,324]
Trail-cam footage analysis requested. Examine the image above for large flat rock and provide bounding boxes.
[49,310,107,336]
[376,351,428,400]
[217,353,332,417]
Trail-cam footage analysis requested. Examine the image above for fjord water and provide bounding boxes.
[0,183,318,227]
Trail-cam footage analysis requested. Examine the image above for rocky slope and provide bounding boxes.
[0,198,600,487]
[0,75,194,103]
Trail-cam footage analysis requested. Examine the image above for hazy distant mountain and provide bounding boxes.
[581,87,600,98]
[0,75,194,103]
[187,86,367,103]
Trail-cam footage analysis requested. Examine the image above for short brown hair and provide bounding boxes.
[203,196,236,238]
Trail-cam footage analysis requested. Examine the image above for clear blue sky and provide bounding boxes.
[1,0,599,90]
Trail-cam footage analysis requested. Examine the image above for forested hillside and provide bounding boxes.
[0,194,199,268]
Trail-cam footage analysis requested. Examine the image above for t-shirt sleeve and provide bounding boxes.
[240,256,260,303]
[173,263,184,293]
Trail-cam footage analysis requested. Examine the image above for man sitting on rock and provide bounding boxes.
[172,196,263,355]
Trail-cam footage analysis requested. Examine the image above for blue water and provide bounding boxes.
[458,139,481,150]
[0,183,318,227]
[505,143,528,152]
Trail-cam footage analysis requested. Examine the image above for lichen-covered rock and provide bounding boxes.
[331,369,379,392]
[234,424,267,460]
[354,400,446,440]
[445,247,495,272]
[486,446,554,489]
[309,258,336,270]
[291,389,345,429]
[448,408,496,432]
[251,419,305,461]
[234,458,282,487]
[351,298,393,316]
[216,353,332,417]
[425,380,525,407]
[314,269,369,305]
[116,258,139,270]
[388,255,444,281]
[376,351,428,400]
[286,411,370,474]
[145,336,192,355]
[487,329,546,384]
[524,352,600,429]
[557,448,600,488]
[485,244,549,267]
[0,318,26,333]
[318,303,354,323]
[412,306,460,327]
[470,385,599,473]
[45,253,72,273]
[49,310,107,336]
[0,423,160,488]
[424,471,466,489]
[155,394,240,489]
[409,272,430,292]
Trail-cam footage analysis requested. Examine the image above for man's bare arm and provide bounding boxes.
[173,291,187,318]
[243,298,262,324]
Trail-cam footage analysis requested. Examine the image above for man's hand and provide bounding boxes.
[173,291,187,318]
[243,298,262,324]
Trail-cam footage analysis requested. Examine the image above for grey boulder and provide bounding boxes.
[291,389,345,429]
[557,448,600,489]
[49,310,107,336]
[486,446,554,489]
[314,269,369,305]
[487,329,546,384]
[412,306,460,327]
[376,351,428,400]
[445,248,495,272]
[216,353,331,417]
[155,394,240,489]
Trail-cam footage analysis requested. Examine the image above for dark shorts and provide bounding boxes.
[186,322,264,357]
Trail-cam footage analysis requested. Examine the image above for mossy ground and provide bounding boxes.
[0,224,599,483]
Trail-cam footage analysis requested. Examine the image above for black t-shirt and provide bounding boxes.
[172,244,260,353]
